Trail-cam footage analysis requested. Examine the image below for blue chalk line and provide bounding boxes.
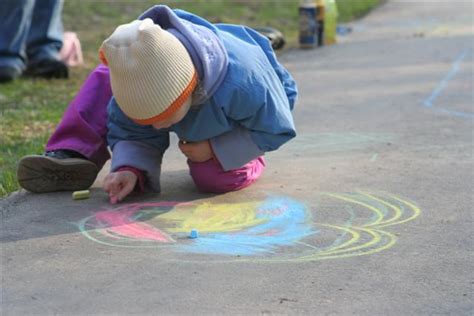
[423,48,473,118]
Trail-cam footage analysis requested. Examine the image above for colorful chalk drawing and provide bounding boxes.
[76,191,420,262]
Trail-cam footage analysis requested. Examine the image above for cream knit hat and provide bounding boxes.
[99,18,197,125]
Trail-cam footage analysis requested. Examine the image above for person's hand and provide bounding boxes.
[178,140,213,162]
[103,171,137,204]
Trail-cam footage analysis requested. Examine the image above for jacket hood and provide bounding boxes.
[139,5,229,105]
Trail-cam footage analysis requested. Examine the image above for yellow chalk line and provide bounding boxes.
[308,226,382,258]
[297,192,419,260]
[300,230,398,261]
[310,222,361,254]
[323,193,385,227]
[377,194,421,228]
[358,191,402,227]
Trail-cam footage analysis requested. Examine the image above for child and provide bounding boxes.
[17,5,297,203]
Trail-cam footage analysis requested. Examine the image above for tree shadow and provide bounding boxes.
[0,169,218,244]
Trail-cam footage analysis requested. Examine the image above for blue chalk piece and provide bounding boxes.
[189,229,199,239]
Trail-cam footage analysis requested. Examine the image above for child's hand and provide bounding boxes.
[178,140,213,162]
[103,171,138,204]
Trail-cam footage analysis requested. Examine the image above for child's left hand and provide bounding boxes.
[178,140,213,162]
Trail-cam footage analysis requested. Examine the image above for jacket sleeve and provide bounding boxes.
[222,82,296,152]
[211,77,296,171]
[211,26,297,170]
[107,97,169,192]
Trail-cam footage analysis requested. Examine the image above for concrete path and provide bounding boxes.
[1,1,473,315]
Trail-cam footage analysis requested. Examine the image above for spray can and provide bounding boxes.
[299,0,318,48]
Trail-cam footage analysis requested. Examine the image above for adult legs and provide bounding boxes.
[0,0,35,81]
[0,0,67,82]
[26,0,64,62]
[25,0,67,78]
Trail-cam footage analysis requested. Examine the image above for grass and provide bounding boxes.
[0,0,383,197]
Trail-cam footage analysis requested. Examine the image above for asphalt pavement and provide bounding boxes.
[1,1,473,315]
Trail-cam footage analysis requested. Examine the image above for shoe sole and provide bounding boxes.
[17,155,99,193]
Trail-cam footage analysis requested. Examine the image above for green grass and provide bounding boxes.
[0,0,383,197]
[337,0,385,21]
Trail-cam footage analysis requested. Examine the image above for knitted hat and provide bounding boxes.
[99,18,197,125]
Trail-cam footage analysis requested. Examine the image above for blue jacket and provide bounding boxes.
[108,5,298,191]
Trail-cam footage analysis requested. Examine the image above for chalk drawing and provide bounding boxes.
[175,197,315,256]
[76,197,315,255]
[280,133,394,156]
[423,48,473,119]
[76,202,183,248]
[76,191,420,262]
[305,191,421,261]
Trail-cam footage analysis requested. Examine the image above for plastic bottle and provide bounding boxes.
[299,0,318,48]
[324,0,338,45]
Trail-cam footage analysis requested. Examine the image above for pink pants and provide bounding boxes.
[188,156,266,193]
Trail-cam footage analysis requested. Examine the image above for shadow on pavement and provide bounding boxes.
[0,169,217,244]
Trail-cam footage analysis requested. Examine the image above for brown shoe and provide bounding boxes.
[17,154,98,193]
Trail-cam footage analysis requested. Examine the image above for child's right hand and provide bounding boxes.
[103,171,137,204]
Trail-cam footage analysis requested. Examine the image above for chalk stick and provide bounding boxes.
[72,190,90,200]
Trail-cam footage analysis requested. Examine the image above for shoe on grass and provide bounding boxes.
[17,150,98,193]
[25,58,68,79]
[0,65,22,83]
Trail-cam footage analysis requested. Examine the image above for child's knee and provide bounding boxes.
[188,157,265,193]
